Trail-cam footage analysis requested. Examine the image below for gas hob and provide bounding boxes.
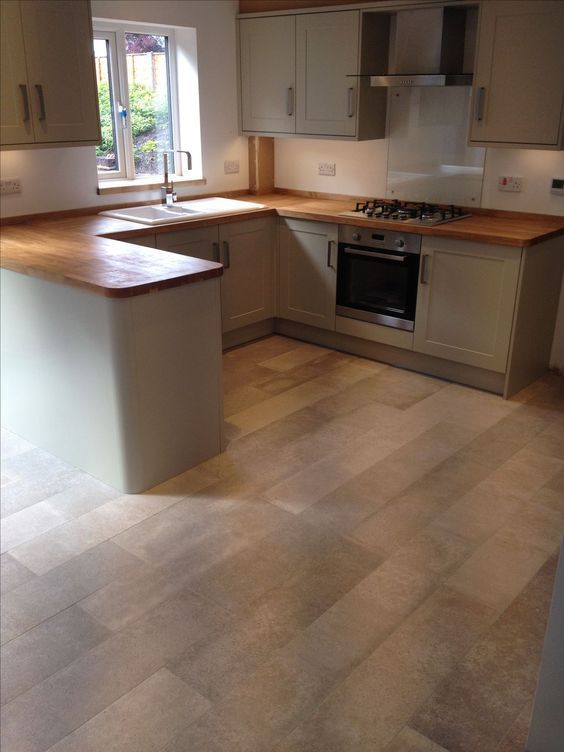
[340,199,471,226]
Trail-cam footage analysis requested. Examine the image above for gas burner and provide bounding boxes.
[342,199,471,226]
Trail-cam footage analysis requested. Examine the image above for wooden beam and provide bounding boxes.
[248,137,275,194]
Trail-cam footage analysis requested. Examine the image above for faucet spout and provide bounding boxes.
[161,148,192,205]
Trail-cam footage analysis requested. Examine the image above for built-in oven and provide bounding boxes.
[336,225,422,332]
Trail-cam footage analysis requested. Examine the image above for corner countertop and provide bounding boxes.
[1,192,563,297]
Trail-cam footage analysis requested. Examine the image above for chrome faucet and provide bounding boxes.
[161,150,193,206]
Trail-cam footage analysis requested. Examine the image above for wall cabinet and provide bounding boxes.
[469,0,564,149]
[413,236,521,373]
[156,218,276,333]
[1,0,101,149]
[239,10,387,140]
[278,217,338,331]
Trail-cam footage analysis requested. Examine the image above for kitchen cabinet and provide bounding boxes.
[238,10,388,140]
[220,217,276,333]
[469,0,564,149]
[1,0,100,149]
[413,236,521,373]
[155,218,276,333]
[121,234,156,248]
[239,15,295,135]
[278,217,337,331]
[156,226,218,261]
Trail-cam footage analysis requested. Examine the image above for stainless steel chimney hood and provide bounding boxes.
[370,74,473,87]
[368,6,476,88]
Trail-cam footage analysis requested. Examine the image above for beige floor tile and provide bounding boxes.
[289,558,436,676]
[257,342,330,372]
[446,533,551,612]
[0,590,228,752]
[277,587,495,752]
[8,492,187,575]
[1,502,69,554]
[167,643,337,752]
[410,555,556,752]
[0,429,35,460]
[45,669,209,752]
[1,605,110,705]
[0,468,83,519]
[0,554,35,595]
[1,542,144,644]
[385,727,449,752]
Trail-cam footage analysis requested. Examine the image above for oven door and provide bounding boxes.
[336,244,420,331]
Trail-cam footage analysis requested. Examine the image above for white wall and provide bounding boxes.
[0,0,246,217]
[275,138,564,216]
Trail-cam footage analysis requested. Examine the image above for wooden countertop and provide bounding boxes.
[1,193,563,297]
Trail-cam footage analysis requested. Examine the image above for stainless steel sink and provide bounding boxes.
[100,197,266,225]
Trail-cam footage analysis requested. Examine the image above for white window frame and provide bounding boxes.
[93,21,183,182]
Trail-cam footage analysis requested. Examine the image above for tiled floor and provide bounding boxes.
[1,335,563,752]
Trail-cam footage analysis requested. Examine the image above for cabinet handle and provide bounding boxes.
[420,254,431,284]
[287,87,294,117]
[35,84,46,120]
[475,86,485,122]
[327,240,336,269]
[347,87,355,118]
[222,240,230,269]
[19,85,30,122]
[212,241,220,263]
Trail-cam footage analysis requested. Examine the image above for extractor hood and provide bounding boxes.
[369,6,476,88]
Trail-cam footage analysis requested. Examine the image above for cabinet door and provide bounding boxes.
[20,0,100,144]
[121,234,156,248]
[0,1,34,145]
[414,237,521,373]
[220,218,276,333]
[239,16,295,134]
[469,1,564,148]
[156,226,219,262]
[296,11,359,137]
[278,218,337,331]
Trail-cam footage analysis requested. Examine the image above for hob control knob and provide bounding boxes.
[395,238,405,248]
[352,232,361,242]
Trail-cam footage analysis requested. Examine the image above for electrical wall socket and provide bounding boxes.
[0,177,22,195]
[318,162,336,176]
[224,160,240,174]
[498,176,523,192]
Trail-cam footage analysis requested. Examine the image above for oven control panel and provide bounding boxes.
[339,225,421,254]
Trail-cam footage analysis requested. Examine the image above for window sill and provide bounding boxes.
[97,175,207,196]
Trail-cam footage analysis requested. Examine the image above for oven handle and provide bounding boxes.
[342,247,407,262]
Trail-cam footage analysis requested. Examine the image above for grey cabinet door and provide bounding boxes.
[295,11,359,137]
[414,237,521,372]
[156,226,219,262]
[239,15,295,134]
[220,217,276,333]
[469,0,564,148]
[278,218,337,331]
[0,1,34,145]
[20,0,100,145]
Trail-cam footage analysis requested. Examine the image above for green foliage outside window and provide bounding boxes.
[96,81,168,158]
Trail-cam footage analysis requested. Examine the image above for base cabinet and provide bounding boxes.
[278,217,337,331]
[156,218,276,333]
[414,237,521,372]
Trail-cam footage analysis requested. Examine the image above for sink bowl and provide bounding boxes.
[100,197,266,225]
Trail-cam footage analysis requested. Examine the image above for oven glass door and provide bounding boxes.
[336,245,420,330]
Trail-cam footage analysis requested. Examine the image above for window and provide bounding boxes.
[93,24,185,182]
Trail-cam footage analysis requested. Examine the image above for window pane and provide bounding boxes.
[125,33,173,177]
[93,38,119,173]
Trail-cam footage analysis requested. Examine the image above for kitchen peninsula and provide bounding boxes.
[0,222,224,493]
[1,193,563,493]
